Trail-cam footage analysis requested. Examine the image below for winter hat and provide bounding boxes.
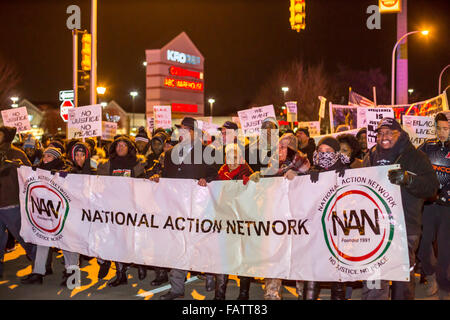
[175,117,197,131]
[317,136,341,152]
[261,117,279,129]
[135,126,150,143]
[376,117,402,132]
[48,140,65,155]
[23,136,37,149]
[296,127,310,137]
[356,127,367,140]
[219,121,239,131]
[0,126,17,144]
[71,142,89,162]
[43,147,62,159]
[279,133,298,151]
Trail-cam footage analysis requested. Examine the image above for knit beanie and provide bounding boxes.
[317,136,341,152]
[43,147,62,159]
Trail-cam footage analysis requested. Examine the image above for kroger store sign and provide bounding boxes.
[167,49,201,65]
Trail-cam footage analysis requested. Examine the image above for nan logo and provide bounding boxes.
[25,181,70,238]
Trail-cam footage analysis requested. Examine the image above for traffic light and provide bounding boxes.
[289,0,306,32]
[81,33,91,71]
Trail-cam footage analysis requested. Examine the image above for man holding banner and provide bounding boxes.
[362,118,439,299]
[417,113,450,300]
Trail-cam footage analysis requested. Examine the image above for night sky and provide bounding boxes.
[1,0,449,115]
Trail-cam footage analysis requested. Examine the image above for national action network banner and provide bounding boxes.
[18,165,410,282]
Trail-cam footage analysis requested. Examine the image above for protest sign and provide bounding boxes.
[366,107,394,149]
[286,101,298,122]
[67,104,102,139]
[402,115,435,147]
[153,106,172,129]
[102,121,117,141]
[1,107,31,132]
[237,105,276,135]
[329,104,359,133]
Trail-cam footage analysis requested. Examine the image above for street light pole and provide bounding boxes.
[438,64,450,94]
[208,98,215,117]
[391,30,428,105]
[130,91,138,134]
[90,0,97,105]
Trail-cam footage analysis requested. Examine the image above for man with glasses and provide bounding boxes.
[417,113,450,300]
[361,117,439,300]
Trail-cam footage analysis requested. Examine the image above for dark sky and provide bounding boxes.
[1,0,449,115]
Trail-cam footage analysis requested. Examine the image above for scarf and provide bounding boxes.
[313,151,350,170]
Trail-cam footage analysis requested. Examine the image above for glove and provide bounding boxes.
[388,169,414,186]
[249,171,261,183]
[3,159,22,168]
[335,167,346,178]
[310,171,320,183]
[59,171,68,178]
[436,185,450,206]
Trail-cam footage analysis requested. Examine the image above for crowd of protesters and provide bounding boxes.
[0,112,448,300]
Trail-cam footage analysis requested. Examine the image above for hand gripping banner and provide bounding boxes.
[18,165,410,282]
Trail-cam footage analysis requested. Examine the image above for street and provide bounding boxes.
[0,245,439,300]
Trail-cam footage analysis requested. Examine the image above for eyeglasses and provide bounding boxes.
[377,130,399,138]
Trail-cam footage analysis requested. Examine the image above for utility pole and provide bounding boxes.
[90,0,97,105]
[72,30,78,108]
[396,0,408,105]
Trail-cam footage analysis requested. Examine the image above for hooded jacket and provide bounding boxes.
[363,130,439,236]
[97,135,146,178]
[0,126,32,208]
[68,142,97,175]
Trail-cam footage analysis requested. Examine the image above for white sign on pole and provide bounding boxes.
[366,107,395,149]
[59,90,74,101]
[153,106,172,129]
[285,101,297,114]
[237,104,276,135]
[1,107,31,132]
[402,115,435,147]
[101,121,117,141]
[68,104,102,139]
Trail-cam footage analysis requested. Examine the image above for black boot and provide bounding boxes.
[237,276,251,300]
[108,262,128,287]
[303,281,320,300]
[330,282,346,300]
[205,273,215,292]
[151,268,169,286]
[97,260,111,279]
[21,273,43,284]
[138,265,147,281]
[214,274,228,300]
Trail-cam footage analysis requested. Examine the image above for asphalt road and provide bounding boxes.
[0,245,440,300]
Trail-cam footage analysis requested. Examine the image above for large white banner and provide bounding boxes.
[18,165,409,282]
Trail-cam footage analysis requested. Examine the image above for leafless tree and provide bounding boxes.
[0,55,21,110]
[252,59,338,122]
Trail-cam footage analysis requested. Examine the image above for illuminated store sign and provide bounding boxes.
[164,77,203,91]
[167,49,201,65]
[169,66,203,79]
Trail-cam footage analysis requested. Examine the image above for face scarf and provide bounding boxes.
[313,151,350,170]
